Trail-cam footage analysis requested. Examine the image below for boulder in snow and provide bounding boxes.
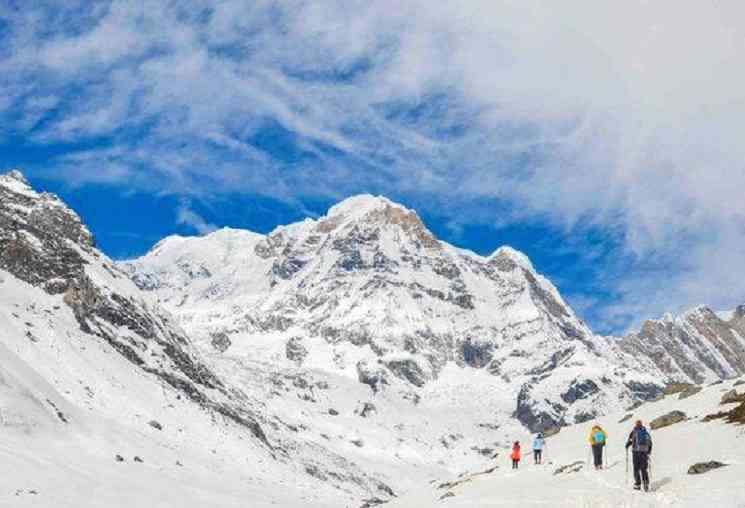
[720,389,745,405]
[677,385,702,400]
[687,461,727,475]
[663,383,694,396]
[650,410,687,430]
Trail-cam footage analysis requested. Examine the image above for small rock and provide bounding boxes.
[328,408,339,416]
[543,426,561,438]
[439,491,456,500]
[148,420,163,430]
[133,456,144,463]
[650,410,687,430]
[553,461,584,475]
[350,439,364,448]
[734,379,745,387]
[356,402,377,418]
[663,383,694,396]
[678,385,702,400]
[359,498,387,508]
[687,461,727,475]
[115,455,125,462]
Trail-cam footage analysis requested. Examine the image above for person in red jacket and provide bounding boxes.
[511,441,521,469]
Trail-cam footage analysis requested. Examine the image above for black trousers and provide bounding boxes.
[512,459,519,469]
[632,451,650,486]
[533,449,542,462]
[592,444,604,467]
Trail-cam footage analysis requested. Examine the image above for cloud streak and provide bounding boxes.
[1,0,744,332]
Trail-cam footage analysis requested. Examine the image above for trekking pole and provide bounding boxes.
[605,445,608,469]
[625,449,629,485]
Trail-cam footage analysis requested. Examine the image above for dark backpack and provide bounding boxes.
[634,428,651,452]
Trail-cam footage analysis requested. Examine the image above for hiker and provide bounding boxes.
[532,433,545,465]
[625,420,653,491]
[588,424,607,470]
[511,441,521,469]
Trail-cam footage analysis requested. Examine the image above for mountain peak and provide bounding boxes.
[489,245,535,272]
[326,194,405,219]
[4,169,29,183]
[0,169,36,196]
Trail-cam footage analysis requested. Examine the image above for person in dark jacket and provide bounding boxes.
[625,420,653,491]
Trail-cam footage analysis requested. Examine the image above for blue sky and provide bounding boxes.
[2,1,744,334]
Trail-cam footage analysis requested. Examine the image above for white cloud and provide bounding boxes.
[2,0,745,331]
[176,199,218,235]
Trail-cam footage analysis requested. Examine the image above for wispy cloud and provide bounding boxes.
[1,1,744,331]
[176,199,218,235]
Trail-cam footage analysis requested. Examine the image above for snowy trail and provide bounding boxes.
[388,379,745,507]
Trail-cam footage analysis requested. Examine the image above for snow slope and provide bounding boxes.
[386,377,745,507]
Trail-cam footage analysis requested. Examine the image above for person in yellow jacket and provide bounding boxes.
[588,424,607,470]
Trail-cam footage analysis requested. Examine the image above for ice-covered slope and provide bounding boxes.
[621,305,745,384]
[386,376,745,507]
[123,194,662,435]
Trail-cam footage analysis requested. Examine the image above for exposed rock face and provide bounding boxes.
[210,332,232,353]
[621,306,745,384]
[650,410,687,430]
[285,337,308,365]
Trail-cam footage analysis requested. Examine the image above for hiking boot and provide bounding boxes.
[643,484,649,492]
[633,485,641,491]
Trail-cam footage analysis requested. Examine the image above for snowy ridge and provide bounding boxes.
[621,305,745,384]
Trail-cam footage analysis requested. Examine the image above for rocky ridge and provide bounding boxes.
[123,193,663,432]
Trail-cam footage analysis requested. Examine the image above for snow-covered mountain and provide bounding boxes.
[5,168,744,507]
[0,170,396,507]
[620,305,745,384]
[122,194,662,433]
